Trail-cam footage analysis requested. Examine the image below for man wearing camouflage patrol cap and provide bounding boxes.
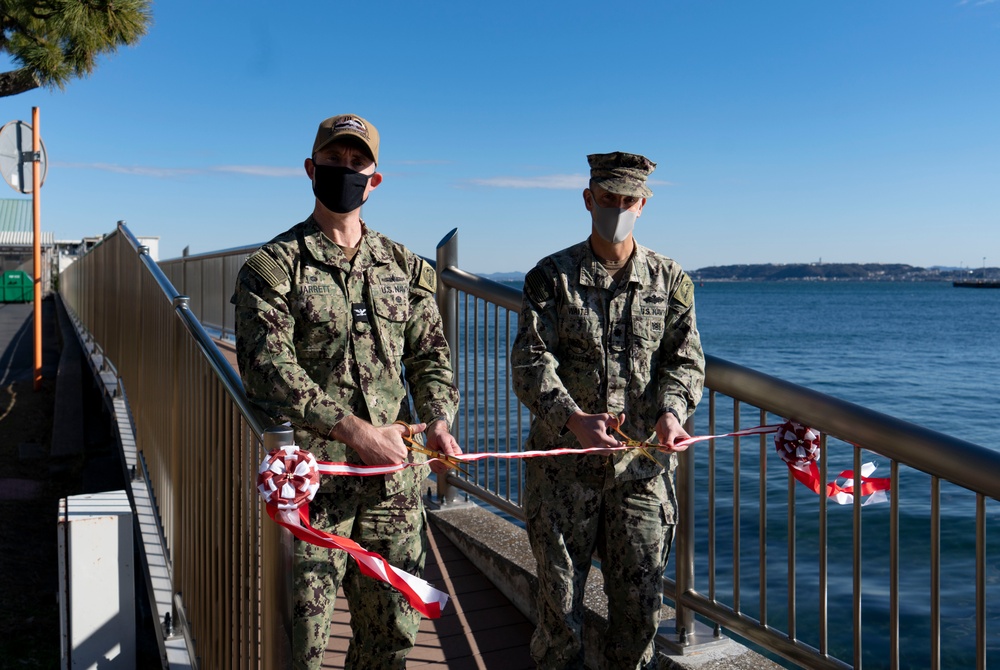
[232,113,461,669]
[511,151,705,669]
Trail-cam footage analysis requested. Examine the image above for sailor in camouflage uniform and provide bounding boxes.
[511,152,705,670]
[232,114,461,670]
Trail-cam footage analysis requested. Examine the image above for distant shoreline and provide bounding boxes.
[482,263,997,284]
[689,263,996,283]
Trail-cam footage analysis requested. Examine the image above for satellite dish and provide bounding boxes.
[0,120,48,194]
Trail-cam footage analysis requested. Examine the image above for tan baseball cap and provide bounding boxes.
[312,114,380,164]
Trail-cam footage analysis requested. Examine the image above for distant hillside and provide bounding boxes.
[481,271,525,282]
[477,265,997,283]
[689,263,995,282]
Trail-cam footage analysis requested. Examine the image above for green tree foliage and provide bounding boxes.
[0,0,151,98]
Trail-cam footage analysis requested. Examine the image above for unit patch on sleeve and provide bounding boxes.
[672,274,695,309]
[415,259,437,293]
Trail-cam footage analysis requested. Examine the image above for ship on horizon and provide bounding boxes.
[953,279,1000,288]
[953,258,998,288]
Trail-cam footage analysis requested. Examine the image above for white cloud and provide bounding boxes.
[466,174,675,190]
[210,165,301,177]
[392,159,453,166]
[52,161,300,178]
[467,174,588,189]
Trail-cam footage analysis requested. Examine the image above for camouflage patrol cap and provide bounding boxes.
[587,151,656,198]
[312,114,380,164]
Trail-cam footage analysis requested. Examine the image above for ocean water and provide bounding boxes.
[689,280,1000,668]
[694,280,1000,449]
[455,280,1000,668]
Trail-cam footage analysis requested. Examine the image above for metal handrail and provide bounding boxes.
[93,225,997,670]
[59,222,289,670]
[706,355,1000,500]
[431,229,997,670]
[120,230,267,439]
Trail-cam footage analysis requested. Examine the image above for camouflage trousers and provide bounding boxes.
[292,476,426,670]
[524,467,675,670]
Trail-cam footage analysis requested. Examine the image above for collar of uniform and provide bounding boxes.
[576,241,602,288]
[302,216,342,265]
[624,244,652,286]
[301,217,391,267]
[576,240,651,288]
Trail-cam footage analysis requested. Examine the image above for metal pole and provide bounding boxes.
[31,107,42,391]
[435,229,459,504]
[675,414,696,638]
[262,425,294,670]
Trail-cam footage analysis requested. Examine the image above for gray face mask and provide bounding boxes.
[589,194,637,244]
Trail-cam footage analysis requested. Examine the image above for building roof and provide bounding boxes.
[0,198,54,246]
[0,198,32,232]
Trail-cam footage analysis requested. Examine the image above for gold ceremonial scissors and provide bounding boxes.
[613,426,664,463]
[394,421,470,476]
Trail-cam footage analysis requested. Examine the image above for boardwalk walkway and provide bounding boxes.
[325,523,534,668]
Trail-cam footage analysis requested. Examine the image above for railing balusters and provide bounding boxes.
[786,416,795,642]
[759,408,768,629]
[819,433,829,657]
[59,225,999,670]
[976,494,986,670]
[931,475,941,670]
[733,398,741,614]
[853,445,862,669]
[708,392,717,604]
[890,459,899,670]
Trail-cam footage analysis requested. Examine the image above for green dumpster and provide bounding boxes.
[2,270,33,303]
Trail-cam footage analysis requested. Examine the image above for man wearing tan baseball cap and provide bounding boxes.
[233,113,461,669]
[312,113,380,164]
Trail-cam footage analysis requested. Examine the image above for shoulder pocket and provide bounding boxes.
[524,266,553,307]
[245,250,288,288]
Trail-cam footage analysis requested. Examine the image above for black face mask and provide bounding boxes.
[312,164,372,213]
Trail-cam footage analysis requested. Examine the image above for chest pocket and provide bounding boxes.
[295,287,346,357]
[370,279,411,369]
[632,292,667,349]
[631,313,664,346]
[628,294,667,381]
[561,316,604,362]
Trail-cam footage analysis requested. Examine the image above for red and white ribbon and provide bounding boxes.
[258,420,892,618]
[257,445,449,618]
[266,504,449,618]
[772,420,891,506]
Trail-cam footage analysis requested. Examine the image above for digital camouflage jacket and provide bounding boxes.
[511,239,705,488]
[232,218,458,495]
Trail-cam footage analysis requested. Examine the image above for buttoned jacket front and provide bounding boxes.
[233,218,458,494]
[511,239,705,488]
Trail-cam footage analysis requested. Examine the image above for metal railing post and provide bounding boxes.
[435,229,460,504]
[262,425,294,670]
[675,414,696,640]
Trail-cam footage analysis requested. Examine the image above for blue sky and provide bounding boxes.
[3,0,999,272]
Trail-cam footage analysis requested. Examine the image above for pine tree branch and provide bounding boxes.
[0,67,42,98]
